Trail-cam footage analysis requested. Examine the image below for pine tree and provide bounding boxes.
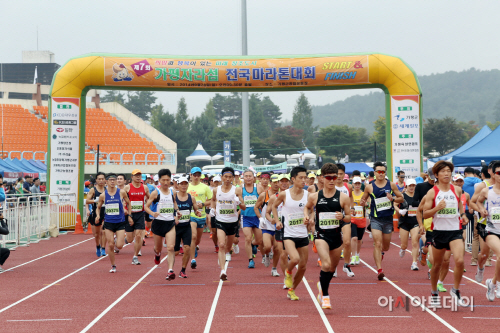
[292,93,316,146]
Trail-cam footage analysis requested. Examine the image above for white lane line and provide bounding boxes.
[348,316,412,318]
[203,261,229,333]
[80,254,169,333]
[302,277,335,333]
[463,317,500,319]
[0,237,93,274]
[7,318,72,322]
[123,316,186,319]
[359,258,460,333]
[390,241,487,289]
[236,315,298,318]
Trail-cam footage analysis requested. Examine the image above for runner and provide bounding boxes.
[422,160,469,307]
[395,178,420,270]
[396,170,406,193]
[241,170,264,269]
[335,163,355,277]
[233,171,242,187]
[115,174,128,254]
[86,172,106,257]
[210,167,246,281]
[124,169,150,265]
[255,173,280,275]
[476,161,500,300]
[95,173,132,273]
[144,169,181,280]
[175,176,202,278]
[360,162,404,280]
[145,176,157,238]
[272,166,309,301]
[187,167,213,270]
[210,175,222,252]
[307,169,324,194]
[257,171,270,193]
[350,176,367,266]
[308,173,316,188]
[304,163,351,309]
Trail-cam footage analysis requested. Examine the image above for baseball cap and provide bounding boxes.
[177,176,189,184]
[141,174,147,180]
[235,171,240,176]
[316,169,322,176]
[308,173,316,178]
[271,174,279,182]
[279,174,290,181]
[453,174,464,181]
[407,179,417,186]
[343,174,349,180]
[153,174,159,182]
[201,174,206,179]
[190,167,202,174]
[360,174,366,180]
[131,169,141,175]
[84,181,91,186]
[415,176,424,184]
[352,177,362,184]
[257,172,262,177]
[213,175,221,182]
[427,167,436,181]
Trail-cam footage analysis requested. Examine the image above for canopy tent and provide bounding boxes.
[290,148,316,160]
[430,125,492,162]
[211,153,223,161]
[344,163,373,175]
[29,159,47,171]
[186,143,212,163]
[452,125,500,167]
[0,159,46,178]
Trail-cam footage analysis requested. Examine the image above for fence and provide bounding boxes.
[0,193,77,250]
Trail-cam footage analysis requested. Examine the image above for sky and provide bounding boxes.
[2,0,500,120]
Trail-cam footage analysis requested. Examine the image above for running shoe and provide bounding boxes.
[233,244,240,254]
[262,255,266,264]
[333,267,337,278]
[132,256,141,265]
[349,256,356,266]
[321,296,332,309]
[399,249,405,258]
[470,260,478,266]
[226,253,231,262]
[191,259,197,269]
[210,233,213,239]
[420,250,427,266]
[179,247,184,255]
[220,270,227,281]
[248,259,255,269]
[369,232,372,239]
[343,264,355,277]
[252,245,258,257]
[143,239,146,246]
[486,279,496,301]
[101,248,106,257]
[428,270,431,280]
[195,247,198,258]
[430,294,440,308]
[138,250,142,256]
[381,252,384,261]
[283,284,288,289]
[215,246,219,253]
[316,282,323,304]
[154,253,161,265]
[269,251,273,260]
[437,283,447,292]
[475,267,484,283]
[377,270,385,281]
[496,282,500,298]
[264,256,271,268]
[96,247,101,258]
[485,259,492,267]
[355,255,360,265]
[427,259,432,269]
[179,271,187,278]
[450,289,468,307]
[271,268,280,277]
[109,265,116,273]
[284,271,293,289]
[317,258,322,267]
[114,248,120,254]
[166,270,175,281]
[287,288,299,301]
[411,262,419,271]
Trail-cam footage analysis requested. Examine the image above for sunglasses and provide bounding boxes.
[375,170,386,174]
[324,175,338,181]
[399,175,405,178]
[496,171,500,175]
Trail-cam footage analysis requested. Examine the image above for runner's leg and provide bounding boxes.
[105,229,117,266]
[165,227,176,271]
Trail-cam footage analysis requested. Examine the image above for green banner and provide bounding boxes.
[224,162,287,173]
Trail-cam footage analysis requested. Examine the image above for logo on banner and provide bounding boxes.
[397,106,412,111]
[56,128,64,132]
[56,180,72,185]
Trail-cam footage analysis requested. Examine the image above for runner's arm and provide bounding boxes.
[95,193,104,220]
[303,192,317,225]
[470,182,485,212]
[390,182,404,203]
[210,187,217,214]
[191,195,201,216]
[86,188,95,215]
[144,191,159,217]
[417,197,426,234]
[236,187,246,211]
[476,188,489,216]
[341,193,351,223]
[359,184,372,206]
[422,189,443,219]
[456,187,468,225]
[266,196,276,223]
[254,192,266,218]
[144,185,150,200]
[271,191,286,228]
[121,189,132,216]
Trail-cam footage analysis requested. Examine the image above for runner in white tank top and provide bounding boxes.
[272,167,310,301]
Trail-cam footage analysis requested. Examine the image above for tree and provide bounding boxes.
[100,90,126,105]
[260,96,282,131]
[150,104,175,138]
[494,98,500,122]
[487,121,500,130]
[371,116,387,161]
[249,94,271,139]
[124,91,157,121]
[423,117,467,155]
[192,100,218,152]
[457,120,480,140]
[209,127,243,162]
[292,93,316,146]
[316,125,372,162]
[269,126,304,158]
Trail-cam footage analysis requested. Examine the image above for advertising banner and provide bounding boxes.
[3,171,23,183]
[104,55,369,89]
[223,141,231,163]
[224,162,287,174]
[390,96,421,180]
[49,97,80,197]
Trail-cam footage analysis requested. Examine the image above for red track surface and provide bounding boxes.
[0,231,498,332]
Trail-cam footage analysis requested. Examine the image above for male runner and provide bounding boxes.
[145,176,157,238]
[335,163,355,277]
[350,176,367,266]
[241,170,264,268]
[272,166,309,301]
[395,178,420,270]
[396,170,406,193]
[233,171,242,187]
[86,172,106,257]
[144,168,181,280]
[210,167,246,280]
[360,162,404,280]
[124,169,150,265]
[308,169,324,194]
[188,167,212,269]
[95,173,132,273]
[257,171,270,194]
[304,163,351,309]
[210,175,222,251]
[422,160,468,307]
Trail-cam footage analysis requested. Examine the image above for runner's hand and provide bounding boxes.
[276,221,283,230]
[259,217,266,229]
[419,226,425,235]
[335,212,343,220]
[386,192,393,202]
[95,213,100,221]
[480,208,488,217]
[196,210,202,217]
[399,209,407,216]
[128,216,134,226]
[86,210,90,217]
[462,215,469,225]
[437,199,446,211]
[153,212,160,218]
[177,211,182,218]
[234,196,240,206]
[209,208,216,217]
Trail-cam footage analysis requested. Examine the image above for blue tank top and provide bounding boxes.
[176,193,194,224]
[369,181,395,218]
[241,185,258,217]
[104,188,125,223]
[148,186,158,219]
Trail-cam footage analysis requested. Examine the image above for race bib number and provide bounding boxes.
[375,197,391,211]
[158,202,174,215]
[105,203,119,215]
[219,204,235,215]
[491,207,500,224]
[354,206,363,219]
[318,212,340,229]
[244,195,257,208]
[178,210,191,223]
[288,213,304,227]
[131,201,143,213]
[408,206,417,217]
[436,201,458,218]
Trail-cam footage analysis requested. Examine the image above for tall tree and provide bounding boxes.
[292,93,316,146]
[125,91,157,121]
[316,125,371,162]
[423,117,467,155]
[150,104,175,138]
[260,95,282,131]
[371,116,387,161]
[100,90,126,105]
[249,94,271,139]
[192,100,218,152]
[173,98,196,170]
[269,126,304,158]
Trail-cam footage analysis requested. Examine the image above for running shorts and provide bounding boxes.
[174,223,192,252]
[398,220,419,232]
[262,229,275,236]
[215,220,238,236]
[477,223,487,242]
[242,215,259,228]
[125,212,145,232]
[88,213,103,227]
[191,217,206,229]
[432,230,463,250]
[151,219,175,237]
[351,224,366,241]
[314,230,342,251]
[103,221,126,233]
[275,229,283,242]
[425,231,433,247]
[283,237,309,249]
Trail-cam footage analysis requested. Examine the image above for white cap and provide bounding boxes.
[407,179,417,186]
[153,174,159,182]
[235,171,240,176]
[177,176,189,184]
[352,176,362,184]
[213,175,221,182]
[453,174,464,181]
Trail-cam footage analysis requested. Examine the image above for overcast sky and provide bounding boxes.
[2,0,499,120]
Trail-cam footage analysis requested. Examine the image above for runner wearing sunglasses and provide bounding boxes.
[335,164,354,277]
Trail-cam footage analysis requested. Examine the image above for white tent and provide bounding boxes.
[186,143,212,163]
[211,153,223,161]
[290,148,316,160]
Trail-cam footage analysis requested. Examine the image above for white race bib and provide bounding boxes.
[375,197,391,211]
[318,212,340,229]
[244,195,257,208]
[219,204,235,216]
[105,203,119,215]
[408,206,417,217]
[354,206,363,219]
[179,209,191,223]
[491,207,500,224]
[437,201,458,218]
[158,202,174,215]
[131,200,143,213]
[288,213,304,227]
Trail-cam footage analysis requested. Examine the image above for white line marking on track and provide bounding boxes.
[80,254,169,333]
[348,316,412,318]
[463,317,500,319]
[0,237,93,274]
[236,315,298,318]
[203,261,229,333]
[7,319,72,322]
[359,258,460,333]
[123,316,186,319]
[302,277,335,333]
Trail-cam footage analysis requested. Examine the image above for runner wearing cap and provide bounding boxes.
[308,169,324,194]
[350,176,367,266]
[187,167,213,269]
[307,173,316,187]
[395,178,420,270]
[257,171,270,193]
[233,171,242,187]
[210,175,222,252]
[124,169,150,265]
[334,164,354,277]
[86,172,107,257]
[95,173,133,273]
[241,169,264,269]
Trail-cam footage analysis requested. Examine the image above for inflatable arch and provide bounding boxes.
[48,53,422,212]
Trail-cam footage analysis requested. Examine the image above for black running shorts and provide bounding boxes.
[175,223,192,251]
[214,220,238,236]
[314,230,342,251]
[88,213,103,227]
[398,220,419,232]
[477,223,487,242]
[103,221,126,233]
[432,230,463,250]
[151,219,175,237]
[125,212,146,232]
[351,224,366,241]
[283,237,309,249]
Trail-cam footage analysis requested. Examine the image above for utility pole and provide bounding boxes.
[241,0,250,167]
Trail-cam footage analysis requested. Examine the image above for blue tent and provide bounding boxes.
[28,159,47,171]
[430,125,492,162]
[0,159,18,174]
[452,125,500,166]
[344,163,373,175]
[186,143,212,163]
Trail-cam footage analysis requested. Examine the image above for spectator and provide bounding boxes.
[23,176,33,195]
[84,181,91,194]
[317,154,323,168]
[15,177,24,196]
[31,177,41,195]
[40,182,46,193]
[344,153,349,163]
[0,175,5,211]
[0,211,11,272]
[299,153,305,167]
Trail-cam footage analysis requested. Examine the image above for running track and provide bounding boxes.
[0,232,498,332]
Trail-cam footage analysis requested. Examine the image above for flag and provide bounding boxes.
[33,66,38,84]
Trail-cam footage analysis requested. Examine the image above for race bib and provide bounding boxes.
[288,213,304,227]
[131,200,143,213]
[318,212,340,229]
[408,206,417,217]
[354,206,363,219]
[375,197,391,211]
[491,207,500,224]
[105,203,119,215]
[219,204,235,216]
[436,201,458,218]
[244,195,257,208]
[179,209,191,223]
[158,202,174,215]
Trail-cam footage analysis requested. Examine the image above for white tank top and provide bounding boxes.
[261,191,276,231]
[486,186,500,234]
[157,188,175,221]
[216,185,239,223]
[336,184,349,196]
[281,189,308,238]
[432,185,460,231]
